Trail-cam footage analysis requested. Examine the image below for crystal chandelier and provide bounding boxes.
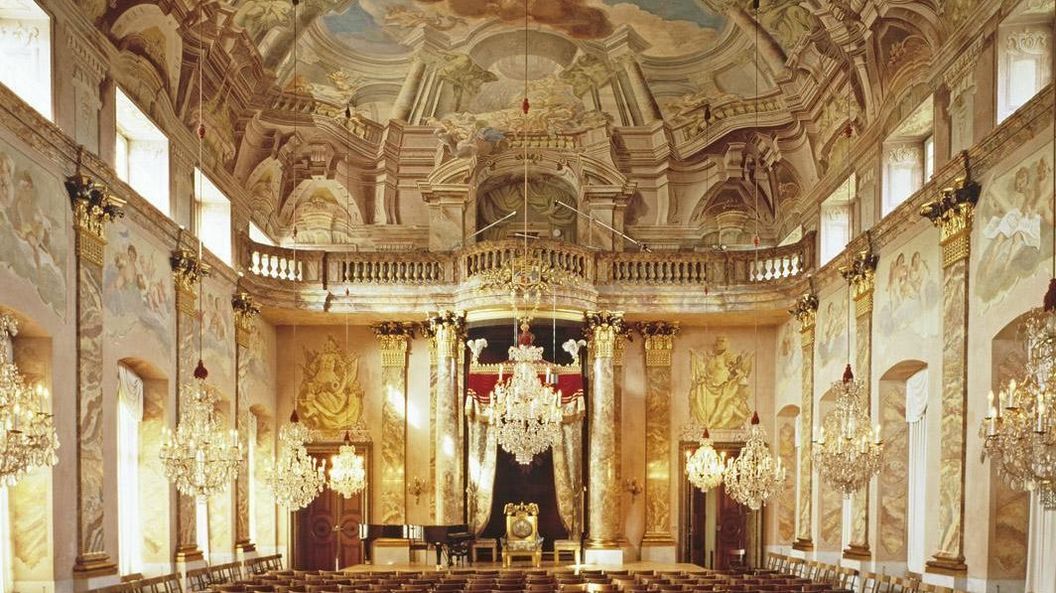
[983,280,1056,509]
[813,364,884,496]
[723,412,786,510]
[160,361,242,497]
[685,428,725,491]
[329,431,366,498]
[264,410,325,509]
[490,326,563,465]
[0,314,59,486]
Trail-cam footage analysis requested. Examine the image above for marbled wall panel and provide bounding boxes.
[776,417,797,543]
[140,384,170,571]
[878,382,908,562]
[937,258,966,556]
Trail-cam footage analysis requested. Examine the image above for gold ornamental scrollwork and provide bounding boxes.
[371,321,417,368]
[637,321,680,367]
[584,310,626,359]
[232,291,260,348]
[920,175,980,268]
[170,249,211,317]
[297,336,365,430]
[65,173,125,267]
[789,292,819,331]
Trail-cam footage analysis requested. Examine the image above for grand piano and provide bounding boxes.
[358,524,474,568]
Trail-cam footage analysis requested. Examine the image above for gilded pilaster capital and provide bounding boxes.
[584,310,626,359]
[65,174,125,267]
[428,310,465,360]
[171,249,211,317]
[232,291,260,348]
[839,249,878,316]
[920,176,980,268]
[638,321,680,367]
[789,292,819,335]
[372,322,416,367]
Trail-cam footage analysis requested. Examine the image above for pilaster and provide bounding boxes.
[920,176,980,575]
[789,292,818,552]
[638,321,680,558]
[839,247,879,561]
[66,173,124,582]
[372,322,415,525]
[232,291,260,555]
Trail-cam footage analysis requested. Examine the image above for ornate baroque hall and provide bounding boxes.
[3,0,1056,592]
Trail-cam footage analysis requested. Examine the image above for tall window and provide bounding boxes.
[117,364,144,576]
[195,168,232,265]
[116,89,170,215]
[819,176,854,266]
[881,97,933,216]
[906,368,928,573]
[998,22,1052,123]
[0,0,51,120]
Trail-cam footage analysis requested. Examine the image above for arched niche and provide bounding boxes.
[115,357,172,576]
[876,360,928,572]
[0,307,56,591]
[475,173,578,241]
[987,316,1030,590]
[775,404,800,545]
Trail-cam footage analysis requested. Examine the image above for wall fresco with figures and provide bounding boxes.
[104,226,175,351]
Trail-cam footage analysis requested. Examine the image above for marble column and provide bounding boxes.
[66,174,124,582]
[171,247,211,563]
[373,322,414,524]
[584,311,625,562]
[390,57,426,122]
[789,292,819,551]
[639,322,680,560]
[920,177,980,574]
[232,291,260,555]
[429,311,465,524]
[839,248,878,560]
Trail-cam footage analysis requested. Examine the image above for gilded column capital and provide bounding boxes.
[428,310,465,360]
[585,310,626,359]
[232,291,260,348]
[789,292,819,335]
[171,249,211,317]
[638,321,680,367]
[65,174,125,267]
[372,322,416,367]
[920,176,980,268]
[839,249,878,317]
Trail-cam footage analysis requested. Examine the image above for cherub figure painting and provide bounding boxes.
[689,336,753,429]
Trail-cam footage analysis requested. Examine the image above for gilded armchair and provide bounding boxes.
[501,502,543,567]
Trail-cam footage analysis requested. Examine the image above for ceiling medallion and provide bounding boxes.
[685,427,725,492]
[813,364,884,496]
[329,431,367,498]
[983,280,1056,509]
[264,410,326,509]
[723,412,786,511]
[160,360,243,498]
[0,314,59,486]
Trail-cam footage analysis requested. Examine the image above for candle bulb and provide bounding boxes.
[987,390,995,417]
[875,423,882,444]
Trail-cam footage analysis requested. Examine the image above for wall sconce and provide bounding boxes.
[624,478,643,503]
[409,476,426,504]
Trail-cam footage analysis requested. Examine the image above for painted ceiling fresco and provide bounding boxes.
[318,0,726,56]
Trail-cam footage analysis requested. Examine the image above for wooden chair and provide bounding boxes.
[500,502,543,567]
[187,566,215,592]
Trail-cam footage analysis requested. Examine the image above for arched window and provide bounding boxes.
[117,364,144,576]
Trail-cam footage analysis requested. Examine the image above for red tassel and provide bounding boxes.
[290,409,300,423]
[842,363,854,383]
[750,411,760,425]
[702,427,711,439]
[522,98,530,114]
[197,124,206,140]
[1044,278,1056,311]
[193,359,208,380]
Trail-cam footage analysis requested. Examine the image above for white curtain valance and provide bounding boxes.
[905,368,928,423]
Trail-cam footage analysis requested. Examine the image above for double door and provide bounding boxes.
[292,450,365,571]
[680,442,758,569]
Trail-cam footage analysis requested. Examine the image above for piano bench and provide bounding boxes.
[471,538,499,563]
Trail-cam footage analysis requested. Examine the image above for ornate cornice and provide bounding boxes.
[919,173,981,267]
[231,291,260,348]
[427,310,465,360]
[372,321,417,368]
[66,173,125,267]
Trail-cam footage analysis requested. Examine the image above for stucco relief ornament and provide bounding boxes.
[296,335,365,430]
[689,337,753,430]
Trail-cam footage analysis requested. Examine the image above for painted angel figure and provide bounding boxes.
[689,336,753,429]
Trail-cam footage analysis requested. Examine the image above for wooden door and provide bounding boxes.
[688,486,707,566]
[714,482,748,569]
[293,452,364,571]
